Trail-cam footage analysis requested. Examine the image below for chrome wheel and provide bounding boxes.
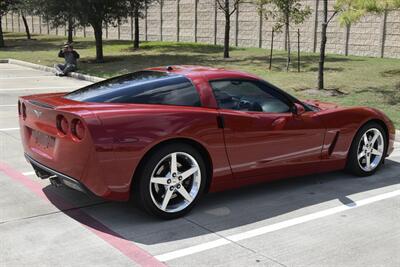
[357,128,384,172]
[149,152,201,213]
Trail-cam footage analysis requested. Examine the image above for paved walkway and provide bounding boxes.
[1,62,399,267]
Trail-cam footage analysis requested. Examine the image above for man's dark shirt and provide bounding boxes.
[58,50,80,65]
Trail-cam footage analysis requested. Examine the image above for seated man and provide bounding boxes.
[54,43,80,76]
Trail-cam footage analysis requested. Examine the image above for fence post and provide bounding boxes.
[11,13,14,32]
[194,0,198,42]
[235,2,239,47]
[130,16,134,40]
[73,19,76,37]
[258,6,263,48]
[39,16,42,34]
[269,28,274,70]
[214,0,217,45]
[118,22,121,40]
[31,16,34,33]
[145,2,148,41]
[176,0,180,42]
[46,17,50,34]
[56,26,58,35]
[297,29,300,72]
[312,0,319,53]
[160,0,163,41]
[284,27,287,51]
[18,13,20,32]
[379,9,388,58]
[105,22,108,39]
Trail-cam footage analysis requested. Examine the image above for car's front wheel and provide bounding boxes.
[347,122,387,176]
[134,143,207,219]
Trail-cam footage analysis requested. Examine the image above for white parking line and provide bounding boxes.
[0,86,80,91]
[155,189,400,262]
[0,127,19,131]
[22,171,35,176]
[0,76,54,80]
[0,104,16,107]
[0,68,34,71]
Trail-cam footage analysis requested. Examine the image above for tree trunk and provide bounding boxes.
[134,8,140,49]
[0,16,4,47]
[318,0,328,90]
[223,0,230,58]
[67,18,73,43]
[93,23,104,63]
[21,13,31,40]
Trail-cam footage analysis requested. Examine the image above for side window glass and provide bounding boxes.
[210,80,290,113]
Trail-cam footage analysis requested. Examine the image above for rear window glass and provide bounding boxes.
[64,71,201,107]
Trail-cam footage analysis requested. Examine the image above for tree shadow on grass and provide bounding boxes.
[2,35,67,51]
[133,42,244,54]
[356,85,400,106]
[380,69,400,77]
[2,32,128,52]
[78,53,218,77]
[75,51,364,78]
[231,54,363,73]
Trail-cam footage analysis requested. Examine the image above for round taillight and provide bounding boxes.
[56,115,69,135]
[18,101,21,116]
[22,103,27,119]
[71,119,85,140]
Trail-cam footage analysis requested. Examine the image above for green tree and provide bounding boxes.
[216,0,241,58]
[337,0,400,25]
[0,0,13,47]
[258,0,311,71]
[11,0,37,40]
[35,0,78,43]
[73,0,128,63]
[318,0,400,90]
[127,0,153,50]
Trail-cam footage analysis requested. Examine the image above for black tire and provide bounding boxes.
[133,143,207,219]
[346,122,387,176]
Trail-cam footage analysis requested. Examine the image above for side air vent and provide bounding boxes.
[328,131,340,156]
[29,100,55,109]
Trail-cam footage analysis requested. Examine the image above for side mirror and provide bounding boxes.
[293,103,306,115]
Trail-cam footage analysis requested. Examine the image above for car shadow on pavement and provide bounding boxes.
[42,158,400,246]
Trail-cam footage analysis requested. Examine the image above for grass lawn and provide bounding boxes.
[1,32,400,127]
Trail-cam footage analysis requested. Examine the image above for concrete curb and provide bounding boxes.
[1,59,105,83]
[396,130,400,142]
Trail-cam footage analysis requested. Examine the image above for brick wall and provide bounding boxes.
[2,0,399,58]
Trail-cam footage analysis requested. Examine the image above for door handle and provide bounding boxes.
[216,115,225,129]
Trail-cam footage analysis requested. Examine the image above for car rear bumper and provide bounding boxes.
[25,153,89,194]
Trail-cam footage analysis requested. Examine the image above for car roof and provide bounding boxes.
[146,65,261,81]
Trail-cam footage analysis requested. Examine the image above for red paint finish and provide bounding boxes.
[19,66,396,200]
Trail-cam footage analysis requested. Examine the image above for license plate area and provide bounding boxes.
[31,129,55,150]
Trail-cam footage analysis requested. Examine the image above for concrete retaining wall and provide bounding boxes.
[2,0,399,58]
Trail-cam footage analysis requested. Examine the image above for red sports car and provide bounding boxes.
[19,66,395,219]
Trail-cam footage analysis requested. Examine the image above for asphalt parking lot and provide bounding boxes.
[1,62,399,267]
